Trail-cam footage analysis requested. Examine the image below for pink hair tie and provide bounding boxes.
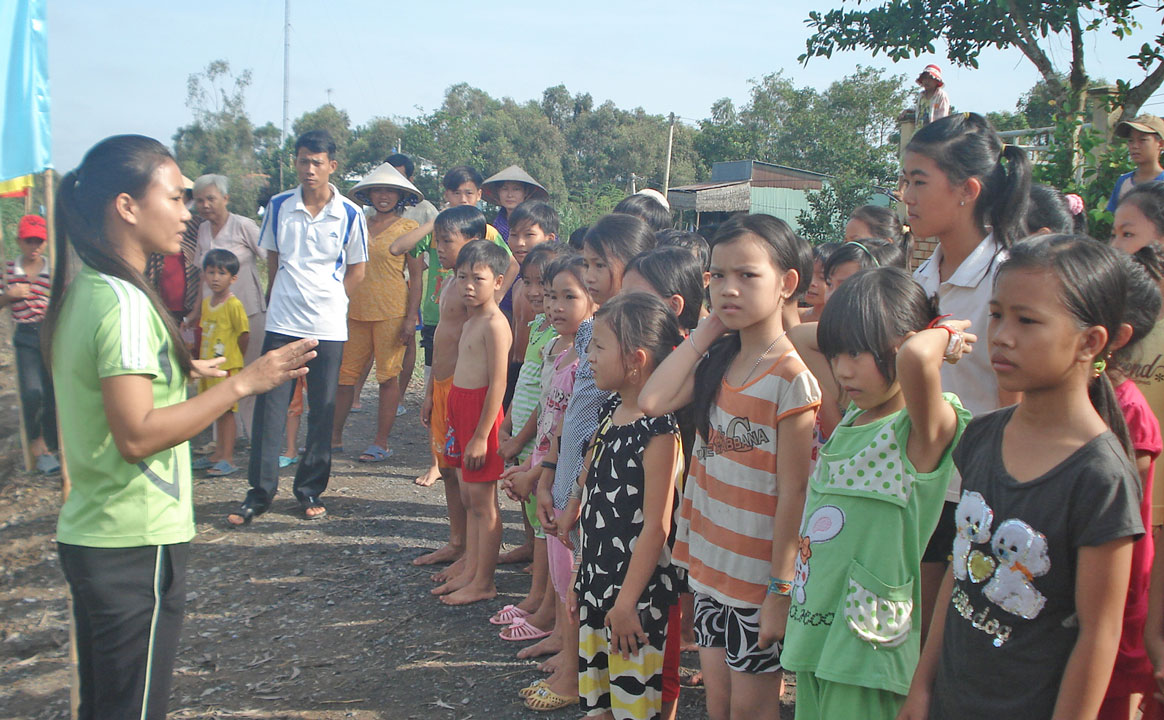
[1065,193,1084,216]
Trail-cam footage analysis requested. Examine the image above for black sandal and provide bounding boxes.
[301,497,327,521]
[226,504,261,527]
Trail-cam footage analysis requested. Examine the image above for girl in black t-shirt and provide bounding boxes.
[899,235,1144,719]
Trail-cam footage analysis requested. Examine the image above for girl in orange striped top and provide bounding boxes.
[641,215,820,720]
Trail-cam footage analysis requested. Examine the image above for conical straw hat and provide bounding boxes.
[349,163,424,206]
[481,165,549,205]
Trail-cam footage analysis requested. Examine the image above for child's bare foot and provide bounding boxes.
[431,557,466,583]
[439,583,496,606]
[541,665,578,697]
[431,565,473,595]
[413,544,462,567]
[515,593,543,615]
[519,635,563,661]
[497,543,533,565]
[537,647,570,671]
[414,465,440,487]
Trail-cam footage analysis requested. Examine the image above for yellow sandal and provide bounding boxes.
[524,686,579,711]
[518,679,548,699]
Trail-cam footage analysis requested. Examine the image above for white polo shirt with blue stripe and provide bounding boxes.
[259,184,368,342]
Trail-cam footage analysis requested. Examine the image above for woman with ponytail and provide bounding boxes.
[899,235,1144,719]
[45,135,316,720]
[903,111,1033,634]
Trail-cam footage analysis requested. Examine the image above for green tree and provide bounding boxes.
[347,117,407,177]
[801,2,1164,128]
[291,104,354,180]
[796,172,874,244]
[173,60,266,217]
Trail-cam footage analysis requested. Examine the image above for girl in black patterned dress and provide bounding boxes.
[558,292,685,720]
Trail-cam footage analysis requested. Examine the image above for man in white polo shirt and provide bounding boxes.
[229,130,367,526]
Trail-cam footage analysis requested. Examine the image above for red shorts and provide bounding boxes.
[443,384,504,483]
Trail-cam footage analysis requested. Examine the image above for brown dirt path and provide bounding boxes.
[0,340,795,719]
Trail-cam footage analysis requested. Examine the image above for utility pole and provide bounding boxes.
[280,0,291,191]
[663,112,676,196]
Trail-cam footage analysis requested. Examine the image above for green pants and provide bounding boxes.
[794,672,904,720]
[523,495,544,539]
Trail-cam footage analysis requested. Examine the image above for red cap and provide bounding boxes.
[17,215,47,241]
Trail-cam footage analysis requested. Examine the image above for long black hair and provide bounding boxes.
[692,214,809,439]
[999,235,1134,458]
[43,134,193,376]
[613,193,673,232]
[907,112,1032,248]
[582,213,657,270]
[625,247,705,330]
[594,292,684,373]
[823,238,906,284]
[818,267,940,383]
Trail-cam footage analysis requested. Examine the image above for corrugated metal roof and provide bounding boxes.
[667,180,751,212]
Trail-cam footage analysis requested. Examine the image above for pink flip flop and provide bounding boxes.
[489,604,531,626]
[500,617,551,642]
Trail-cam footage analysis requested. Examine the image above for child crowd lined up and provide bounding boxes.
[22,104,1164,720]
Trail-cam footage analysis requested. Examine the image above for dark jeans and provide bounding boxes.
[245,331,344,508]
[14,322,57,449]
[420,323,436,367]
[58,542,189,720]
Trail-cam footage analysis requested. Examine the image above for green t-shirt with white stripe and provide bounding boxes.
[54,267,195,547]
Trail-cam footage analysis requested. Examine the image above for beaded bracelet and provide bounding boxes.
[768,576,793,596]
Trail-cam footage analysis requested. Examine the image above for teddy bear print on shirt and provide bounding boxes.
[983,518,1050,620]
[952,491,994,582]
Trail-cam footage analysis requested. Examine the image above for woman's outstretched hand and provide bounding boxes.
[190,356,227,380]
[236,338,317,397]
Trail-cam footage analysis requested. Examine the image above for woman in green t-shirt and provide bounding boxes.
[43,135,317,720]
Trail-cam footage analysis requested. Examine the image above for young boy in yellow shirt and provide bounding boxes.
[196,249,250,476]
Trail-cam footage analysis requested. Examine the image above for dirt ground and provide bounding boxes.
[0,330,796,720]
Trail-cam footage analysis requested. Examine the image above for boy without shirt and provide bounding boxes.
[391,166,519,492]
[436,239,512,605]
[421,207,489,585]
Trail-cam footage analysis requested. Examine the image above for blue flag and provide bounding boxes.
[1,0,51,181]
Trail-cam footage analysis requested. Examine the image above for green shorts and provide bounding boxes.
[524,495,544,539]
[794,672,903,720]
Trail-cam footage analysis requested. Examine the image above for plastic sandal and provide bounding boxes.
[357,445,394,463]
[489,604,531,625]
[192,456,215,471]
[35,453,61,475]
[193,441,216,456]
[518,679,548,699]
[301,497,327,520]
[524,686,578,711]
[500,617,551,642]
[206,460,239,477]
[279,455,299,468]
[226,504,260,528]
[396,405,407,417]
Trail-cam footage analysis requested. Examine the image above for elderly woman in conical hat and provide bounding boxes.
[481,165,549,242]
[331,163,424,462]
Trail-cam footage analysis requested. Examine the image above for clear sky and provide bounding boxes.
[46,0,1164,172]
